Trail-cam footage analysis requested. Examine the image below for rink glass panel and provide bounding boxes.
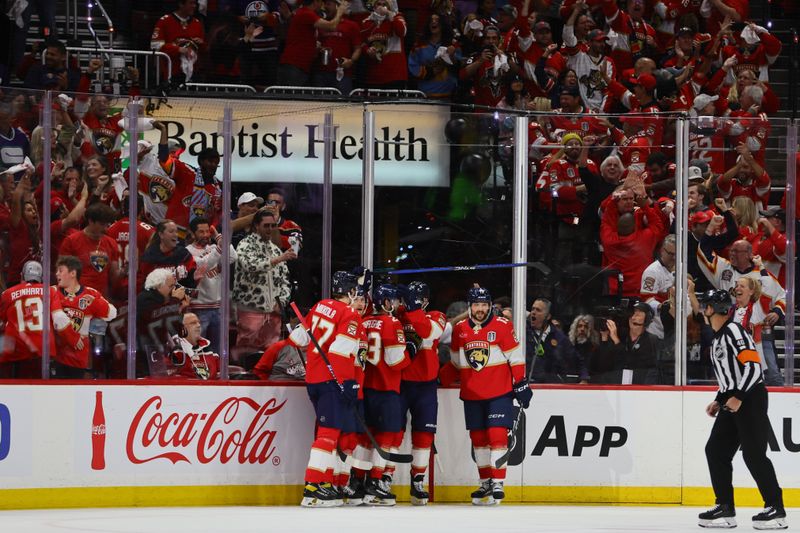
[369,108,514,321]
[0,88,793,386]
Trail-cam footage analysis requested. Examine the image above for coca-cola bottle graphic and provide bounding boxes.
[91,390,106,470]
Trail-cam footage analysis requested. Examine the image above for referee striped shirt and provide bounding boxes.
[711,319,763,402]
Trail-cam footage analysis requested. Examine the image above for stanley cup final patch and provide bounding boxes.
[465,340,491,371]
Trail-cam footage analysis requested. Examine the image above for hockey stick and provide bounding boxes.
[494,406,524,468]
[373,261,550,276]
[290,302,412,464]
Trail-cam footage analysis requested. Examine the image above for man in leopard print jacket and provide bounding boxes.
[233,211,297,356]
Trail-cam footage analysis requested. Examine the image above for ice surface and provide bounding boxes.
[0,504,790,533]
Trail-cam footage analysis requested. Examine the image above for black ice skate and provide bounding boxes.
[300,482,341,508]
[410,474,429,506]
[342,476,365,506]
[698,503,737,528]
[752,506,788,530]
[363,476,397,506]
[471,479,496,506]
[491,480,505,503]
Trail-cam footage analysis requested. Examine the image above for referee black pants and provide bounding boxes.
[705,385,783,507]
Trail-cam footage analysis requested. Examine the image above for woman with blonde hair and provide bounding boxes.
[730,196,762,248]
[731,276,783,385]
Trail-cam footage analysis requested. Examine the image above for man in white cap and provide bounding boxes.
[0,261,82,378]
[232,192,264,248]
[688,93,739,176]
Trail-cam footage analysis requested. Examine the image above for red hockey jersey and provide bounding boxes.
[362,313,408,392]
[450,315,524,401]
[54,285,117,368]
[289,298,360,384]
[0,283,79,362]
[399,308,446,382]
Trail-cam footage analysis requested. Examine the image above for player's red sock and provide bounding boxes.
[469,429,491,480]
[411,431,434,478]
[304,426,339,484]
[488,426,509,480]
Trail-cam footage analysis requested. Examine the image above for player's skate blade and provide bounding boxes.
[698,503,736,528]
[300,482,341,508]
[410,475,429,506]
[752,506,788,530]
[342,477,365,506]
[471,480,498,506]
[363,477,396,507]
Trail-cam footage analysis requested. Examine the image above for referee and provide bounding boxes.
[697,290,787,530]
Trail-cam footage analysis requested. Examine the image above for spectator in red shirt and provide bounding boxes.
[151,0,207,82]
[361,0,408,89]
[756,207,787,287]
[59,202,121,297]
[83,155,119,211]
[459,26,514,107]
[78,93,124,173]
[717,144,770,210]
[265,188,303,253]
[602,0,659,72]
[279,0,350,86]
[313,0,363,94]
[6,171,41,287]
[600,184,669,296]
[700,0,747,37]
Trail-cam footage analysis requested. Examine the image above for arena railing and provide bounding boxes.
[57,47,172,92]
[86,0,115,50]
[349,88,427,100]
[183,83,257,93]
[263,86,342,96]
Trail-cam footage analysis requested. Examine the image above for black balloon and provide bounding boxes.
[460,152,491,181]
[444,117,467,143]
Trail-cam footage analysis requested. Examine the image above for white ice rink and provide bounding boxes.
[0,505,791,533]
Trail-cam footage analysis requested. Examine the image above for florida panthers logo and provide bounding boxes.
[90,252,109,272]
[92,129,117,156]
[465,340,490,371]
[148,175,175,203]
[357,342,368,370]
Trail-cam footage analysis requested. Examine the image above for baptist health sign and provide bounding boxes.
[144,100,451,187]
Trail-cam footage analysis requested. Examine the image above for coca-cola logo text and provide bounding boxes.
[126,396,285,465]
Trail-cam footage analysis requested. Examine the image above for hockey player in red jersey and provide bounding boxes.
[361,283,409,506]
[450,286,532,505]
[396,281,446,505]
[290,271,362,508]
[338,270,373,506]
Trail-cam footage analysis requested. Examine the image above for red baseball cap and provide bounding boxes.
[689,210,714,225]
[587,29,608,42]
[630,73,657,91]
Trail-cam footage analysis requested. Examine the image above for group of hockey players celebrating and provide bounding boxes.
[265,267,788,531]
[264,268,531,508]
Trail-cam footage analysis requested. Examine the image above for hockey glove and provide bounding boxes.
[512,380,533,409]
[406,340,418,359]
[342,379,360,406]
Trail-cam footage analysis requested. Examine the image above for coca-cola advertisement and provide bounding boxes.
[75,386,315,482]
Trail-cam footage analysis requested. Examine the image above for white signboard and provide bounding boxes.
[144,100,451,187]
[0,385,798,507]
